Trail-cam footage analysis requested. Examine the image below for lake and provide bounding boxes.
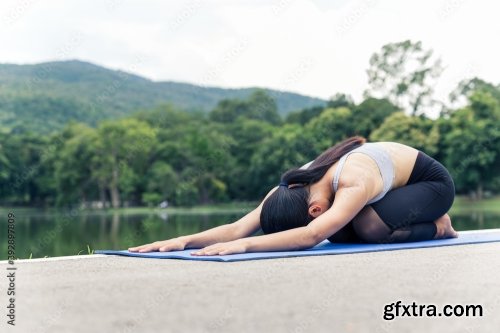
[2,206,500,259]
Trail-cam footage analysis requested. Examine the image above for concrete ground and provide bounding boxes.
[1,243,499,333]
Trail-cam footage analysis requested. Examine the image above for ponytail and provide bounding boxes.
[281,136,366,185]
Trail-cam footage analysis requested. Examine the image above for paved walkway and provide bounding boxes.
[1,243,499,333]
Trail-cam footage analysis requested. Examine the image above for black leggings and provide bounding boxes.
[328,151,455,243]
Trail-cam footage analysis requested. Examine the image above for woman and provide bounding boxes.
[129,136,458,256]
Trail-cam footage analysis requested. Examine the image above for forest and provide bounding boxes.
[0,40,499,208]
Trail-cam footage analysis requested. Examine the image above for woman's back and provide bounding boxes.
[320,141,419,202]
[376,142,419,188]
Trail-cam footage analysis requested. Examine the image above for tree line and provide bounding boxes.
[0,40,499,208]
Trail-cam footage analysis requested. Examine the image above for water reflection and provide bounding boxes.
[452,211,498,231]
[2,209,499,259]
[5,210,248,259]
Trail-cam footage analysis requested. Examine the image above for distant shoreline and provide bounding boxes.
[1,196,500,214]
[0,201,257,216]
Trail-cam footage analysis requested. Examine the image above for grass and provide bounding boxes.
[77,244,94,255]
[14,253,45,260]
[19,245,96,258]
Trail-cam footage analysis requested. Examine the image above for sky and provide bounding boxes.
[0,0,499,109]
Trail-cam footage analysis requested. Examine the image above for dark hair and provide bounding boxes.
[260,136,366,234]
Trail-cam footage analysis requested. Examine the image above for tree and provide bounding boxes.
[365,40,443,115]
[304,107,355,153]
[134,104,199,130]
[93,118,157,208]
[441,91,500,198]
[0,133,12,203]
[449,78,500,107]
[209,90,281,125]
[54,123,97,206]
[0,131,53,205]
[327,93,355,109]
[248,123,316,197]
[179,123,235,204]
[351,97,399,137]
[152,120,236,206]
[369,112,440,156]
[142,162,178,206]
[209,98,247,123]
[285,105,325,125]
[222,118,274,200]
[246,90,282,125]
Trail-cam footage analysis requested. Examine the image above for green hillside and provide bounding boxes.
[0,60,325,133]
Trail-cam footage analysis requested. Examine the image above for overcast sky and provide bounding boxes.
[1,0,498,106]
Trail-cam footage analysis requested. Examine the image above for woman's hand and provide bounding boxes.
[191,239,248,256]
[128,237,187,253]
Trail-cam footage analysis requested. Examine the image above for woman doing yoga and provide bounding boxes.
[129,136,458,256]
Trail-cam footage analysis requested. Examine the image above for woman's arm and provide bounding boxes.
[185,186,280,247]
[192,183,370,255]
[128,186,278,252]
[182,204,260,248]
[174,160,311,252]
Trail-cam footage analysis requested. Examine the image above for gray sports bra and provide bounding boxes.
[333,143,395,204]
[300,143,395,204]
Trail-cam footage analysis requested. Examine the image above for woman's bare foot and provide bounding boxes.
[433,214,459,239]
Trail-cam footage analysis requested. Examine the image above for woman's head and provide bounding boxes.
[260,185,311,234]
[260,136,366,234]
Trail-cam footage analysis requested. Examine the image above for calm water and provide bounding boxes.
[2,208,500,259]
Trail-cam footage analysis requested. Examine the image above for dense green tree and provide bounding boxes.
[285,105,325,125]
[305,107,355,153]
[249,107,356,197]
[222,118,274,200]
[210,98,249,123]
[134,104,201,130]
[327,93,355,109]
[351,97,399,137]
[143,116,236,205]
[210,90,281,125]
[369,112,440,156]
[142,161,178,207]
[179,123,235,204]
[93,118,157,208]
[0,133,12,202]
[53,123,97,206]
[248,123,316,197]
[441,91,500,198]
[0,132,53,205]
[0,56,499,207]
[246,90,282,125]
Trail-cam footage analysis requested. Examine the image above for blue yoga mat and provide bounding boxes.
[95,229,500,262]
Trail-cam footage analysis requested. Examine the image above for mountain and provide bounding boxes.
[0,60,326,133]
